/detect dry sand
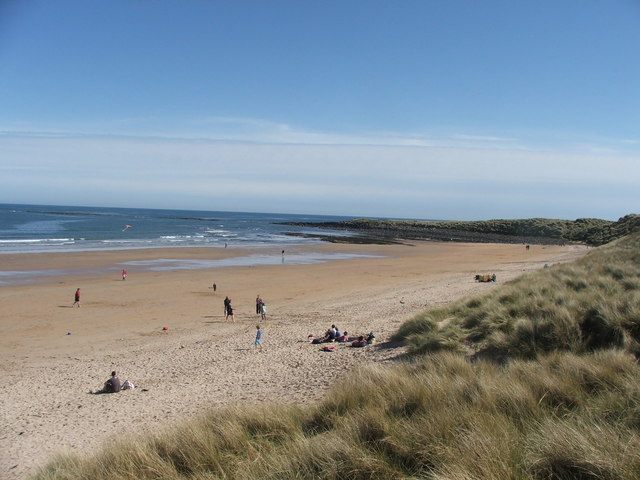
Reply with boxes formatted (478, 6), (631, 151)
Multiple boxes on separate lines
(0, 241), (587, 479)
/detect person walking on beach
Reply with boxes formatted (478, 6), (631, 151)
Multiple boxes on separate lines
(254, 325), (263, 351)
(213, 283), (217, 292)
(256, 295), (262, 314)
(224, 296), (234, 321)
(72, 288), (81, 307)
(122, 269), (127, 280)
(260, 302), (267, 321)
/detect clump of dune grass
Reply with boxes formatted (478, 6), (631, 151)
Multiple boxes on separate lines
(32, 351), (640, 480)
(393, 231), (640, 359)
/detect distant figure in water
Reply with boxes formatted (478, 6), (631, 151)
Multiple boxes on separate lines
(122, 269), (127, 280)
(72, 288), (81, 307)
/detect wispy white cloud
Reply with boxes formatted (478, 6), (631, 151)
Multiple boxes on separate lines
(4, 115), (640, 155)
(1, 122), (638, 220)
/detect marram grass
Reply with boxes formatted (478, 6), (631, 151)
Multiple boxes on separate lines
(393, 231), (640, 359)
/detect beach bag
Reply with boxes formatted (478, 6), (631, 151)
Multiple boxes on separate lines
(122, 380), (135, 390)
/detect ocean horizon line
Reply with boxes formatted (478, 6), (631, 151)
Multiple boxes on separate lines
(0, 203), (368, 256)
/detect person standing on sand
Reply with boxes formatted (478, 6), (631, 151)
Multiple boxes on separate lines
(122, 269), (127, 280)
(227, 301), (235, 322)
(256, 295), (262, 314)
(72, 288), (81, 307)
(254, 325), (263, 351)
(260, 302), (267, 320)
(224, 296), (230, 317)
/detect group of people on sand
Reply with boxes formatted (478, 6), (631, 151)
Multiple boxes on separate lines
(308, 325), (376, 348)
(222, 295), (268, 322)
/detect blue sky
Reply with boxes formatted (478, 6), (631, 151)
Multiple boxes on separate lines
(1, 1), (638, 220)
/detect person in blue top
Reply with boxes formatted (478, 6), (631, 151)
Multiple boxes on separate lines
(254, 325), (263, 351)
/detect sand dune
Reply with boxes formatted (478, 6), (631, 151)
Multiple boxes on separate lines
(0, 241), (587, 479)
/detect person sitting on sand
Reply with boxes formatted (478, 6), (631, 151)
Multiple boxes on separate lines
(336, 331), (350, 342)
(322, 328), (336, 342)
(93, 371), (121, 394)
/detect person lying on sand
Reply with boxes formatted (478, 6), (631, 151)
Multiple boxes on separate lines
(351, 336), (369, 348)
(351, 332), (376, 347)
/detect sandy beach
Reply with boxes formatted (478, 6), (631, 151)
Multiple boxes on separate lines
(0, 241), (587, 479)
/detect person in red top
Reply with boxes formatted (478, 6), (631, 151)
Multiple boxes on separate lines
(72, 288), (81, 307)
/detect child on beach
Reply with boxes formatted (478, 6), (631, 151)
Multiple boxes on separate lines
(255, 325), (263, 350)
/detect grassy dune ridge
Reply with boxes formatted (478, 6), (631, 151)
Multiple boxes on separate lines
(393, 231), (640, 360)
(33, 230), (640, 480)
(283, 213), (640, 246)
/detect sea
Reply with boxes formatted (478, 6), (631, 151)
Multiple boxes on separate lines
(0, 204), (373, 285)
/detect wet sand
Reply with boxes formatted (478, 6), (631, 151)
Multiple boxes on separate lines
(0, 241), (587, 479)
